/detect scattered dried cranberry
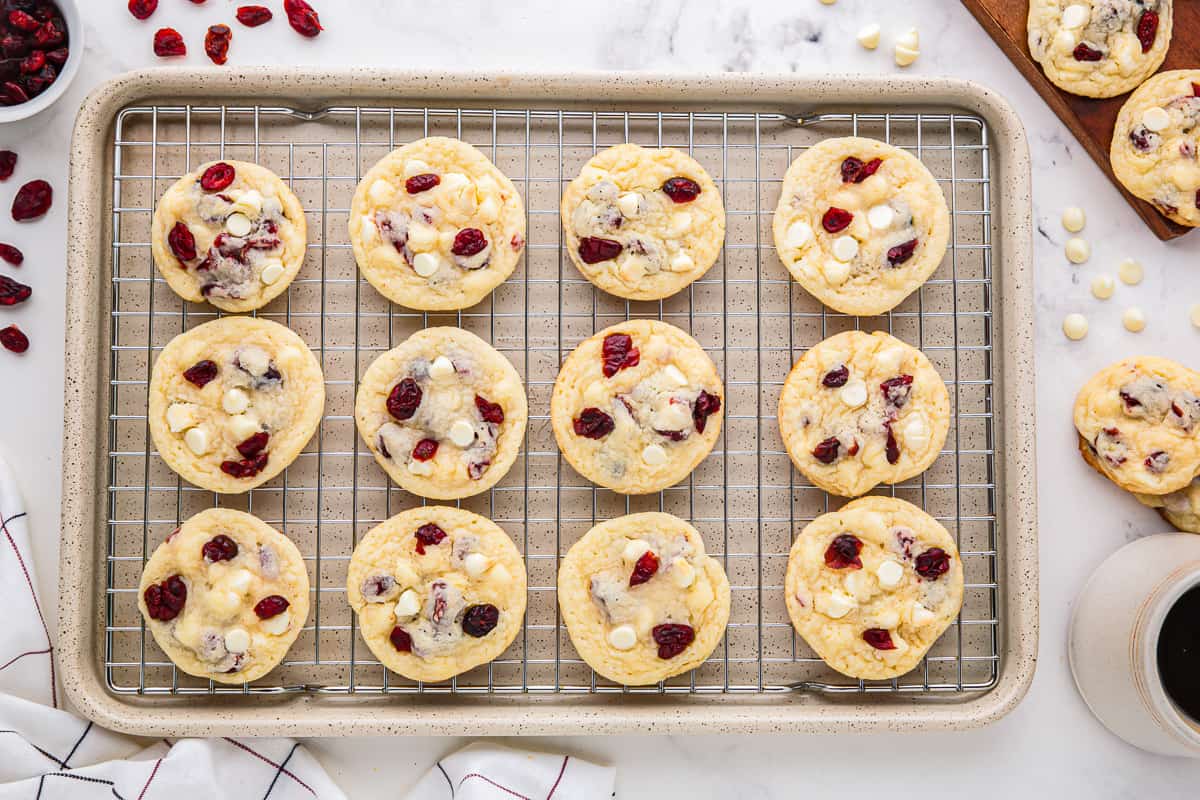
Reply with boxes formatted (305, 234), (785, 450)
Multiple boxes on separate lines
(32, 17), (63, 48)
(11, 179), (50, 221)
(692, 390), (721, 434)
(390, 626), (413, 652)
(475, 394), (504, 424)
(23, 65), (57, 98)
(1136, 11), (1158, 53)
(236, 431), (269, 458)
(862, 628), (896, 650)
(0, 243), (22, 266)
(220, 452), (269, 479)
(1194, 83), (1200, 98)
(153, 27), (186, 57)
(824, 534), (863, 570)
(662, 176), (701, 203)
(0, 151), (16, 181)
(0, 274), (31, 305)
(0, 324), (27, 353)
(168, 222), (196, 263)
(577, 236), (622, 264)
(1073, 43), (1103, 62)
(8, 10), (40, 31)
(44, 47), (67, 68)
(886, 238), (919, 266)
(1145, 450), (1170, 473)
(822, 207), (853, 233)
(881, 374), (914, 407)
(235, 5), (273, 26)
(19, 50), (43, 74)
(144, 574), (187, 621)
(885, 422), (901, 465)
(652, 623), (695, 659)
(182, 359), (218, 387)
(412, 438), (438, 461)
(841, 157), (883, 184)
(0, 81), (27, 106)
(573, 407), (614, 439)
(127, 0), (157, 19)
(1129, 126), (1157, 152)
(914, 548), (951, 580)
(0, 34), (26, 60)
(812, 436), (841, 464)
(253, 595), (289, 619)
(462, 604), (500, 637)
(822, 365), (849, 388)
(386, 377), (422, 420)
(204, 24), (231, 66)
(200, 162), (236, 192)
(601, 332), (640, 378)
(451, 227), (488, 257)
(201, 534), (239, 562)
(629, 550), (660, 587)
(414, 523), (446, 555)
(284, 0), (322, 37)
(405, 173), (439, 194)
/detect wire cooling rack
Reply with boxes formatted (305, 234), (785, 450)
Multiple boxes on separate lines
(104, 101), (1000, 698)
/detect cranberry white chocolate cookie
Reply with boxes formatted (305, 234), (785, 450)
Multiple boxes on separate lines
(138, 508), (310, 684)
(1136, 478), (1200, 533)
(148, 317), (325, 494)
(347, 506), (527, 683)
(785, 496), (964, 681)
(550, 320), (724, 495)
(557, 513), (730, 685)
(1075, 356), (1200, 495)
(1111, 70), (1200, 227)
(151, 160), (308, 312)
(560, 144), (725, 301)
(1028, 0), (1172, 99)
(772, 137), (949, 317)
(356, 327), (527, 500)
(778, 331), (950, 498)
(349, 137), (526, 310)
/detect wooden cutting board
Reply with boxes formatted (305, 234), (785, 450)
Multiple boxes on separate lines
(960, 1), (1199, 241)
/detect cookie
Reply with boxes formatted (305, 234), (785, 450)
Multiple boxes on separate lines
(151, 160), (308, 312)
(148, 317), (325, 494)
(349, 137), (526, 310)
(138, 508), (309, 684)
(346, 506), (526, 683)
(778, 331), (950, 498)
(1074, 356), (1200, 495)
(784, 496), (964, 681)
(355, 327), (528, 500)
(1135, 478), (1200, 533)
(1028, 0), (1172, 99)
(560, 144), (725, 300)
(557, 513), (731, 685)
(550, 320), (724, 495)
(1111, 69), (1200, 227)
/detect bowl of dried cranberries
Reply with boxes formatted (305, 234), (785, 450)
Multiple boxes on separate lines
(0, 0), (80, 123)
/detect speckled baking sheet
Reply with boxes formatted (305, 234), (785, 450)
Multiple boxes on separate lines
(61, 70), (1038, 736)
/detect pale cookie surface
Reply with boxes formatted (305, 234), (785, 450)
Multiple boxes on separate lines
(1028, 0), (1172, 99)
(138, 508), (310, 684)
(346, 506), (526, 683)
(355, 327), (527, 500)
(151, 160), (307, 312)
(148, 317), (325, 494)
(551, 320), (724, 495)
(779, 331), (950, 498)
(349, 137), (526, 310)
(772, 137), (950, 316)
(560, 144), (725, 301)
(785, 496), (964, 681)
(1074, 356), (1200, 495)
(1111, 70), (1200, 227)
(557, 513), (731, 685)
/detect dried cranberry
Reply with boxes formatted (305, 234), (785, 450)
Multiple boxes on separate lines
(404, 173), (439, 194)
(886, 238), (919, 266)
(629, 550), (660, 587)
(862, 628), (896, 650)
(8, 10), (40, 31)
(23, 65), (57, 98)
(812, 436), (841, 464)
(467, 459), (491, 480)
(204, 24), (231, 65)
(601, 332), (640, 378)
(414, 523), (446, 555)
(18, 50), (42, 74)
(1130, 126), (1157, 152)
(475, 394), (504, 424)
(462, 604), (500, 637)
(0, 81), (26, 106)
(152, 27), (185, 56)
(652, 623), (695, 659)
(200, 162), (236, 192)
(885, 422), (901, 465)
(0, 274), (31, 305)
(881, 374), (914, 407)
(1119, 390), (1142, 410)
(253, 595), (289, 619)
(1195, 189), (1200, 211)
(220, 452), (269, 479)
(32, 18), (63, 49)
(236, 431), (269, 458)
(168, 221), (197, 263)
(914, 548), (951, 580)
(822, 365), (849, 388)
(577, 236), (622, 264)
(182, 359), (218, 387)
(284, 0), (322, 37)
(662, 176), (701, 203)
(1136, 11), (1158, 53)
(1073, 43), (1103, 61)
(692, 390), (721, 434)
(1145, 450), (1170, 473)
(0, 243), (22, 266)
(0, 324), (27, 353)
(451, 227), (488, 256)
(10, 179), (48, 221)
(573, 407), (614, 439)
(44, 48), (67, 68)
(390, 626), (413, 652)
(822, 207), (853, 233)
(144, 574), (187, 621)
(127, 0), (157, 19)
(824, 534), (863, 570)
(841, 157), (883, 184)
(235, 5), (273, 26)
(412, 438), (438, 462)
(656, 428), (687, 441)
(386, 377), (422, 420)
(201, 534), (239, 562)
(0, 34), (26, 60)
(0, 151), (16, 181)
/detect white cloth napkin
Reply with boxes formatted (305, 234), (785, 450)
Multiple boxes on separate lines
(403, 742), (615, 800)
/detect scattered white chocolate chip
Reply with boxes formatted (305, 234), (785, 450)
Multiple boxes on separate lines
(224, 628), (251, 654)
(1061, 3), (1089, 28)
(1142, 106), (1171, 133)
(231, 189), (263, 217)
(227, 569), (253, 595)
(463, 552), (490, 578)
(406, 222), (438, 252)
(228, 414), (260, 442)
(903, 414), (931, 452)
(876, 346), (905, 375)
(1191, 304), (1200, 328)
(260, 610), (291, 636)
(857, 23), (881, 50)
(785, 221), (813, 249)
(622, 539), (653, 564)
(166, 402), (197, 433)
(368, 179), (393, 204)
(867, 204), (895, 230)
(876, 560), (904, 590)
(895, 45), (920, 67)
(225, 212), (253, 238)
(832, 235), (859, 262)
(607, 624), (638, 651)
(207, 590), (241, 617)
(663, 365), (689, 388)
(488, 563), (512, 584)
(1091, 274), (1115, 300)
(1123, 306), (1146, 333)
(428, 355), (455, 382)
(839, 379), (868, 409)
(669, 251), (695, 273)
(222, 387), (250, 415)
(816, 591), (856, 619)
(668, 212), (692, 237)
(823, 259), (851, 285)
(440, 172), (470, 192)
(1118, 258), (1143, 285)
(642, 443), (668, 466)
(1061, 206), (1086, 233)
(403, 159), (430, 177)
(412, 252), (442, 278)
(617, 192), (642, 218)
(394, 588), (421, 619)
(844, 570), (871, 601)
(1053, 29), (1077, 50)
(477, 195), (500, 223)
(259, 259), (285, 286)
(896, 27), (919, 50)
(1065, 237), (1090, 264)
(876, 609), (901, 630)
(407, 459), (435, 476)
(447, 419), (476, 448)
(911, 603), (937, 625)
(671, 558), (696, 589)
(184, 426), (209, 456)
(1062, 313), (1088, 341)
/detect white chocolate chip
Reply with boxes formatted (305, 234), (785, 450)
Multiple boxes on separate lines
(903, 414), (931, 452)
(440, 172), (470, 192)
(876, 560), (904, 589)
(672, 558), (696, 589)
(184, 426), (209, 456)
(856, 23), (881, 50)
(259, 259), (285, 286)
(224, 628), (251, 654)
(663, 365), (688, 388)
(368, 179), (394, 204)
(166, 402), (197, 433)
(607, 624), (638, 651)
(231, 189), (264, 217)
(394, 589), (421, 619)
(617, 256), (647, 284)
(403, 159), (430, 177)
(876, 346), (905, 376)
(227, 569), (253, 595)
(406, 222), (439, 252)
(1062, 313), (1089, 341)
(1061, 3), (1089, 29)
(1142, 107), (1171, 133)
(867, 204), (895, 230)
(785, 221), (813, 249)
(477, 195), (500, 223)
(1123, 306), (1146, 333)
(1054, 29), (1077, 50)
(1191, 304), (1200, 328)
(229, 414), (260, 442)
(642, 444), (668, 466)
(407, 459), (435, 476)
(617, 192), (642, 218)
(260, 610), (291, 636)
(816, 591), (856, 619)
(488, 563), (512, 584)
(668, 212), (692, 237)
(844, 570), (871, 601)
(823, 259), (851, 285)
(463, 552), (490, 578)
(1091, 274), (1115, 300)
(876, 609), (901, 630)
(622, 539), (653, 565)
(448, 419), (476, 448)
(1118, 258), (1143, 285)
(206, 590), (241, 617)
(412, 252), (442, 278)
(1065, 237), (1090, 264)
(832, 235), (859, 262)
(669, 250), (695, 273)
(1061, 207), (1086, 233)
(896, 27), (919, 50)
(839, 379), (868, 408)
(222, 387), (250, 415)
(225, 212), (253, 238)
(894, 44), (920, 67)
(428, 355), (455, 382)
(911, 603), (937, 625)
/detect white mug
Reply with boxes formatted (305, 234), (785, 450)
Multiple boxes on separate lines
(1069, 533), (1200, 757)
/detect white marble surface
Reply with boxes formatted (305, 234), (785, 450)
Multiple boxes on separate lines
(2, 0), (1199, 796)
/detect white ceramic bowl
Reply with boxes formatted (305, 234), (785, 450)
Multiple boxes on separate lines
(0, 0), (82, 124)
(1069, 532), (1200, 757)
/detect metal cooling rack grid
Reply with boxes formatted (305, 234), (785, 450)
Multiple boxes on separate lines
(103, 102), (999, 698)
